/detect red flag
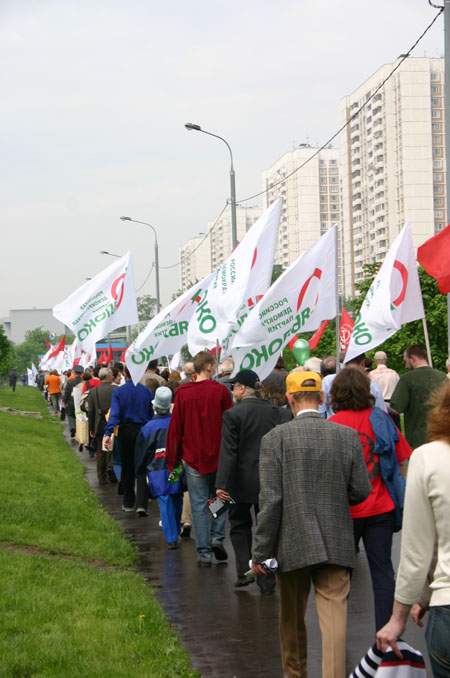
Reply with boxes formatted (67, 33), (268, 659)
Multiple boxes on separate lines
(307, 320), (329, 350)
(97, 350), (106, 363)
(417, 224), (450, 293)
(339, 308), (354, 352)
(106, 344), (114, 365)
(47, 335), (65, 360)
(44, 337), (51, 349)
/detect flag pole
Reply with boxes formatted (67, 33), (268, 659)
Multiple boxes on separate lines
(422, 317), (433, 367)
(335, 225), (341, 373)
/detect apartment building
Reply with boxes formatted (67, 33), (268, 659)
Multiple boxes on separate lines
(340, 57), (445, 297)
(179, 233), (211, 291)
(262, 145), (341, 271)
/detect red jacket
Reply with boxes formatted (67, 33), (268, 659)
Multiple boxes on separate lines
(166, 379), (233, 474)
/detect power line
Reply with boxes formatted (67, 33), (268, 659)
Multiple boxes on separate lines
(237, 6), (444, 204)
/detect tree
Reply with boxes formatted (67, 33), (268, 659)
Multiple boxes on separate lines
(13, 328), (51, 373)
(137, 295), (157, 323)
(0, 325), (14, 376)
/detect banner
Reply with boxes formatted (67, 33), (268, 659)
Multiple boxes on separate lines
(126, 272), (215, 384)
(345, 223), (424, 362)
(27, 368), (35, 387)
(187, 198), (282, 356)
(53, 251), (138, 353)
(230, 226), (338, 381)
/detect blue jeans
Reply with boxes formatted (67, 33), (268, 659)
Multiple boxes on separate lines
(426, 605), (450, 677)
(353, 510), (395, 631)
(184, 463), (226, 562)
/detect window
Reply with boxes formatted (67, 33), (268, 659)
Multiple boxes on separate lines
(331, 213), (338, 220)
(435, 223), (444, 232)
(320, 186), (327, 193)
(434, 160), (443, 168)
(435, 210), (444, 218)
(433, 147), (442, 156)
(321, 213), (327, 220)
(320, 177), (326, 184)
(434, 173), (442, 181)
(330, 186), (338, 193)
(432, 123), (441, 131)
(329, 168), (338, 175)
(321, 222), (327, 229)
(432, 110), (441, 118)
(434, 185), (443, 193)
(433, 135), (441, 144)
(432, 98), (440, 106)
(319, 168), (326, 175)
(329, 177), (338, 183)
(434, 198), (443, 206)
(320, 196), (327, 203)
(330, 159), (337, 165)
(431, 85), (440, 94)
(431, 73), (440, 81)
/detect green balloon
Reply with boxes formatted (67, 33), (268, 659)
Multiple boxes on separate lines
(292, 338), (310, 366)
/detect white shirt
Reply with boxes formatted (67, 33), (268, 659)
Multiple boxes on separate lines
(395, 440), (450, 607)
(369, 365), (400, 400)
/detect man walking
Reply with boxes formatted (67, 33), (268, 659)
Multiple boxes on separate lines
(63, 365), (84, 437)
(88, 367), (116, 485)
(215, 368), (291, 592)
(252, 371), (371, 678)
(166, 350), (232, 567)
(103, 367), (154, 513)
(390, 344), (446, 449)
(9, 368), (17, 392)
(45, 370), (62, 415)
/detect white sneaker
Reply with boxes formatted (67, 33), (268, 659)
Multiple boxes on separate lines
(136, 507), (148, 517)
(122, 505), (135, 513)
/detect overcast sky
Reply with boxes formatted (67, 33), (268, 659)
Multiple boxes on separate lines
(0, 0), (444, 320)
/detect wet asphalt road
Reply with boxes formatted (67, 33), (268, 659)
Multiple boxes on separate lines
(68, 434), (429, 678)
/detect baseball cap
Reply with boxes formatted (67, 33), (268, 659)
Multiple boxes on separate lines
(73, 365), (84, 374)
(229, 369), (260, 388)
(286, 371), (322, 393)
(153, 386), (172, 411)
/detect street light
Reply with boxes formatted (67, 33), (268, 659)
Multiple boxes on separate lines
(184, 122), (237, 248)
(120, 216), (160, 312)
(100, 250), (121, 258)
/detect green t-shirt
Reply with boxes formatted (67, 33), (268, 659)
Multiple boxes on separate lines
(390, 366), (446, 449)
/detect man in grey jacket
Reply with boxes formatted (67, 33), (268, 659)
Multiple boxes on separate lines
(252, 371), (371, 678)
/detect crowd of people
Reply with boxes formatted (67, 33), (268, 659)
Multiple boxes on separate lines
(15, 344), (450, 678)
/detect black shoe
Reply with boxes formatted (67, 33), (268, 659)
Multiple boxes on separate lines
(168, 542), (179, 550)
(180, 523), (191, 538)
(117, 481), (124, 496)
(78, 444), (83, 452)
(234, 575), (255, 587)
(212, 543), (228, 561)
(70, 429), (76, 438)
(107, 468), (118, 483)
(197, 560), (212, 568)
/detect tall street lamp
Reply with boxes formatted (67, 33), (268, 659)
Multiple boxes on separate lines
(100, 250), (121, 258)
(184, 122), (237, 248)
(120, 216), (161, 313)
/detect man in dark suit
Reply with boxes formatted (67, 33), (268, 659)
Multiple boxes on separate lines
(215, 369), (291, 592)
(252, 371), (371, 678)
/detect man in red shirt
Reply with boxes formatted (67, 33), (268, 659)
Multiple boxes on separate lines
(166, 350), (233, 566)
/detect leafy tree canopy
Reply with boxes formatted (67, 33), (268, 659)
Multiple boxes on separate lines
(137, 295), (157, 323)
(0, 325), (14, 376)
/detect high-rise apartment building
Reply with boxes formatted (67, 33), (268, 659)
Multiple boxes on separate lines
(340, 57), (445, 297)
(179, 233), (211, 291)
(262, 146), (341, 272)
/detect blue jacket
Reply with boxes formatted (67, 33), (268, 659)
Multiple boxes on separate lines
(369, 408), (405, 532)
(134, 414), (184, 497)
(104, 380), (154, 436)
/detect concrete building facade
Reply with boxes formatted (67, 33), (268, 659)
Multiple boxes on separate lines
(1, 309), (69, 344)
(262, 146), (341, 272)
(179, 233), (212, 291)
(340, 57), (445, 297)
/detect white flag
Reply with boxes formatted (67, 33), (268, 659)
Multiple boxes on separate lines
(27, 368), (35, 386)
(187, 198), (282, 356)
(31, 363), (38, 383)
(53, 251), (138, 353)
(230, 226), (338, 381)
(345, 222), (425, 362)
(126, 272), (215, 385)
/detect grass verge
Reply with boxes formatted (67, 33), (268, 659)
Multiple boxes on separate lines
(0, 387), (198, 677)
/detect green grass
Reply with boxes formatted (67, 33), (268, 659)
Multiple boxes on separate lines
(0, 387), (199, 677)
(0, 550), (197, 678)
(0, 386), (51, 418)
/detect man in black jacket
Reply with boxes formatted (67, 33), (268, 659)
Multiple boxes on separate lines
(63, 365), (83, 437)
(215, 368), (291, 592)
(88, 367), (116, 485)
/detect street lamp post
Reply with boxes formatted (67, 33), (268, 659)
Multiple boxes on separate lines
(120, 217), (161, 313)
(184, 122), (237, 249)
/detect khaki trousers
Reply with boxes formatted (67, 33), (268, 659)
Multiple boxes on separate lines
(276, 564), (350, 678)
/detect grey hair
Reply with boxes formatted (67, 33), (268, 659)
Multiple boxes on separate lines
(374, 351), (388, 364)
(99, 367), (112, 380)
